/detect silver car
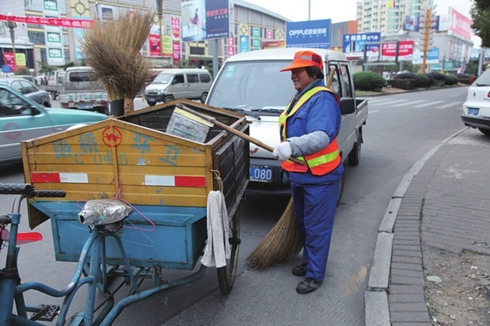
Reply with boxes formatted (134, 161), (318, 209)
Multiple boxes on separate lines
(0, 77), (52, 107)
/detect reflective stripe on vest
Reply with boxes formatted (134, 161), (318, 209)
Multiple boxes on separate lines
(279, 86), (341, 175)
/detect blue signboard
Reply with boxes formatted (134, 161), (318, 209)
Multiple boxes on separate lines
(286, 19), (331, 49)
(412, 48), (440, 64)
(240, 35), (249, 52)
(427, 48), (439, 61)
(343, 32), (381, 54)
(182, 0), (229, 42)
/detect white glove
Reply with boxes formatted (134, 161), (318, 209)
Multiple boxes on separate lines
(273, 141), (292, 161)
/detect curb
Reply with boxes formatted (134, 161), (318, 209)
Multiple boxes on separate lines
(364, 128), (467, 326)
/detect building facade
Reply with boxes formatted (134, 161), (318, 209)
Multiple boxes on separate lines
(0, 0), (290, 74)
(356, 0), (474, 72)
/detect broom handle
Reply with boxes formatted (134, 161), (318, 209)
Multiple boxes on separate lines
(327, 66), (336, 89)
(176, 103), (305, 165)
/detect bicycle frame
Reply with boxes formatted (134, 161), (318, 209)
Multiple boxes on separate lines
(0, 186), (209, 326)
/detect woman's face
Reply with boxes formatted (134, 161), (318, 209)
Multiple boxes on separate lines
(290, 68), (314, 91)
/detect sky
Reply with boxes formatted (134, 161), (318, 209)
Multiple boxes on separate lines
(243, 0), (480, 46)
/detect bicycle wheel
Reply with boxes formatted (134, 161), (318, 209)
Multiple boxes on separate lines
(217, 210), (240, 294)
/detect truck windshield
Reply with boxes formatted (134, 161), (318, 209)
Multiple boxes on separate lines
(207, 60), (293, 113)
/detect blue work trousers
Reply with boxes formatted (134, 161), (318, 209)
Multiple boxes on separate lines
(291, 180), (339, 282)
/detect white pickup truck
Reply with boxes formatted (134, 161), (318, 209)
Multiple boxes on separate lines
(58, 66), (110, 114)
(206, 48), (368, 197)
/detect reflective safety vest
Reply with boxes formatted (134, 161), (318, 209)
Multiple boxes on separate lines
(279, 86), (341, 175)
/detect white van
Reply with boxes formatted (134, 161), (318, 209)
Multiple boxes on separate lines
(144, 68), (212, 105)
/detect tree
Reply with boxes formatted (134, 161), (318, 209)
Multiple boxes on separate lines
(471, 0), (490, 48)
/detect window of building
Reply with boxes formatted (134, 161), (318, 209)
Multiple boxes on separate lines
(28, 31), (45, 45)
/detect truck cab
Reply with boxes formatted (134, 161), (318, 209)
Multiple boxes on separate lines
(206, 48), (368, 195)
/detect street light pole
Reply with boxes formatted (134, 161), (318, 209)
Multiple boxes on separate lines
(156, 0), (163, 57)
(6, 19), (17, 72)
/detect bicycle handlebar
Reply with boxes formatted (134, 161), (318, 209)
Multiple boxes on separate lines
(34, 190), (67, 198)
(0, 183), (33, 196)
(0, 183), (66, 198)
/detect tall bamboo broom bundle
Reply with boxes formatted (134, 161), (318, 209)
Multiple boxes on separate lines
(247, 68), (337, 270)
(79, 11), (154, 114)
(247, 198), (303, 269)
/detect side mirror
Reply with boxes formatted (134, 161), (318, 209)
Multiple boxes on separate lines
(29, 105), (42, 115)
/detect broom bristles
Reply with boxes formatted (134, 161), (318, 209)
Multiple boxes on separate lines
(79, 11), (154, 105)
(247, 198), (303, 269)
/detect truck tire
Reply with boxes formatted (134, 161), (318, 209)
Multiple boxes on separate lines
(146, 101), (156, 106)
(348, 128), (362, 166)
(164, 95), (174, 103)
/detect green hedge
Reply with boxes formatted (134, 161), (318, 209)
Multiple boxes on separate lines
(353, 71), (386, 91)
(444, 74), (459, 85)
(387, 79), (417, 89)
(416, 73), (430, 87)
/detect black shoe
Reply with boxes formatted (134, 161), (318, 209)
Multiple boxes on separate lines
(292, 263), (306, 276)
(296, 278), (321, 294)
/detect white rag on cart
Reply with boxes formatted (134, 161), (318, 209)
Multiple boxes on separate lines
(201, 191), (231, 268)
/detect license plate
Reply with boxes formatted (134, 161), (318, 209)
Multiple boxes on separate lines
(468, 108), (479, 115)
(250, 166), (272, 183)
(78, 103), (94, 110)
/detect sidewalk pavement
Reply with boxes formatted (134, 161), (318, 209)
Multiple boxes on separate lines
(365, 127), (490, 326)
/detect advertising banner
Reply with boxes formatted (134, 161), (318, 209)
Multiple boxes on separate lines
(3, 52), (15, 72)
(381, 40), (414, 61)
(253, 27), (261, 50)
(403, 15), (419, 32)
(0, 13), (93, 28)
(412, 48), (440, 64)
(227, 37), (235, 56)
(161, 35), (172, 56)
(286, 19), (331, 49)
(149, 34), (161, 57)
(181, 0), (229, 42)
(240, 35), (249, 52)
(261, 40), (286, 49)
(171, 17), (181, 63)
(448, 8), (472, 40)
(343, 32), (380, 60)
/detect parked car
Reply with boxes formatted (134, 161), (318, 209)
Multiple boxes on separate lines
(0, 84), (107, 163)
(15, 74), (37, 84)
(461, 69), (490, 136)
(0, 77), (52, 107)
(144, 68), (212, 105)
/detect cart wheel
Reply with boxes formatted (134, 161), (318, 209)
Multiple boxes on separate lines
(217, 210), (240, 294)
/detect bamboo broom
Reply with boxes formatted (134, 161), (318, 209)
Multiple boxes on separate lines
(246, 67), (338, 269)
(79, 11), (154, 114)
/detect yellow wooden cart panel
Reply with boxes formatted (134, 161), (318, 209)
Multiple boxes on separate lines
(22, 100), (250, 228)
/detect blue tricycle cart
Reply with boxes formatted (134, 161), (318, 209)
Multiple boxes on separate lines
(3, 100), (249, 325)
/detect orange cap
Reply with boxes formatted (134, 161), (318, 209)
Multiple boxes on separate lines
(280, 50), (323, 72)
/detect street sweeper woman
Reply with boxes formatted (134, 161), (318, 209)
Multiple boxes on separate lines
(272, 50), (343, 294)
